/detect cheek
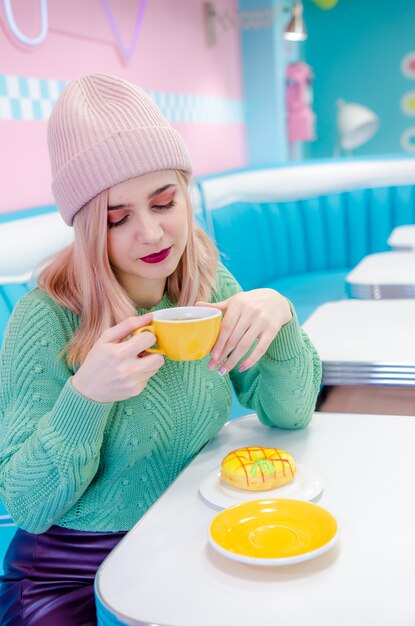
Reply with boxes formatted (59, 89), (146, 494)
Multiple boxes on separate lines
(172, 208), (189, 243)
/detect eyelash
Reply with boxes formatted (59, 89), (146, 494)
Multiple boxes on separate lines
(155, 200), (176, 212)
(107, 200), (176, 229)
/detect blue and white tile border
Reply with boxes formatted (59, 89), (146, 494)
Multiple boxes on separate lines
(0, 75), (64, 120)
(0, 74), (245, 124)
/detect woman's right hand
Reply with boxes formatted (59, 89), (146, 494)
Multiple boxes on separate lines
(71, 314), (164, 403)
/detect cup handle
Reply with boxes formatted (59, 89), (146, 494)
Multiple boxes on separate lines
(133, 325), (165, 355)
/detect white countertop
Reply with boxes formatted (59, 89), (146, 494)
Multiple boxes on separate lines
(302, 299), (415, 364)
(345, 251), (415, 286)
(388, 225), (415, 250)
(96, 412), (415, 626)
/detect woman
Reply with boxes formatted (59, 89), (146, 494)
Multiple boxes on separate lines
(0, 74), (321, 625)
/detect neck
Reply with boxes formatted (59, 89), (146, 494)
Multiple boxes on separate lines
(117, 274), (167, 310)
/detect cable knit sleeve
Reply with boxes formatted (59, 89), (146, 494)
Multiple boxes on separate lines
(211, 264), (322, 430)
(0, 290), (113, 533)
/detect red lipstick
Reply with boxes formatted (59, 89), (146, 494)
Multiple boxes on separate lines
(139, 246), (172, 264)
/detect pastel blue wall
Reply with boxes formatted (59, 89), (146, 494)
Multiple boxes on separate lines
(239, 0), (301, 165)
(304, 0), (415, 159)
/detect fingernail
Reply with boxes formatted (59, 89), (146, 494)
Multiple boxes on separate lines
(218, 366), (227, 376)
(238, 364), (246, 373)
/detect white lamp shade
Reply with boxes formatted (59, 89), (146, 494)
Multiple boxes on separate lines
(284, 2), (307, 41)
(337, 100), (379, 150)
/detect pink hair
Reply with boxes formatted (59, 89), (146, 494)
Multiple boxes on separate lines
(38, 171), (218, 366)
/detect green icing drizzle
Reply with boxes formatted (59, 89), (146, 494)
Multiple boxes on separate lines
(250, 459), (274, 476)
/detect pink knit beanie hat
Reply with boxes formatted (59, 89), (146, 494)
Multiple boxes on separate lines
(47, 73), (193, 226)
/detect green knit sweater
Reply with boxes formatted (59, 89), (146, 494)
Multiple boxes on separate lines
(0, 265), (321, 534)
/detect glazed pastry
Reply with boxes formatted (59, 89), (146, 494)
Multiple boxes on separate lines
(220, 446), (296, 491)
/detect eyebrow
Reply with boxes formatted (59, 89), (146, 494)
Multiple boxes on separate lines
(108, 184), (177, 211)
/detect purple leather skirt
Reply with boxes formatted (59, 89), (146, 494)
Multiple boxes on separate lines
(0, 525), (126, 626)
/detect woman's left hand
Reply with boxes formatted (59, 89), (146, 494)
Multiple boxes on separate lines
(195, 288), (292, 375)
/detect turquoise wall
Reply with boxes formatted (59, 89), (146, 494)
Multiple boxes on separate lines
(304, 0), (415, 158)
(240, 0), (301, 165)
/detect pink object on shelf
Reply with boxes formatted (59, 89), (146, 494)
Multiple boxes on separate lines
(286, 63), (316, 143)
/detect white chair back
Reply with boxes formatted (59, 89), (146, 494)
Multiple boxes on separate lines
(0, 212), (73, 284)
(198, 158), (415, 211)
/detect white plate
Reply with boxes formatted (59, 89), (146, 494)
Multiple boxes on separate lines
(199, 463), (324, 510)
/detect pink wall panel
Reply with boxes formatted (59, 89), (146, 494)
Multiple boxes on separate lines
(1, 122), (49, 211)
(0, 0), (247, 213)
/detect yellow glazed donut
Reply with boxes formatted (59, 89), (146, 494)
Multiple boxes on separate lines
(220, 446), (296, 491)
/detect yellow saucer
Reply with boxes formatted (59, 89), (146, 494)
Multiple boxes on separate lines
(209, 499), (338, 566)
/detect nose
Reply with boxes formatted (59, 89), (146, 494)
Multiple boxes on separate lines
(135, 213), (163, 245)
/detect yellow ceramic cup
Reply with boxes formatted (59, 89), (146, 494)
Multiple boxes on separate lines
(133, 306), (222, 361)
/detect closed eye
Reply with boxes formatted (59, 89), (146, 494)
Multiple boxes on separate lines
(152, 200), (176, 212)
(107, 199), (176, 228)
(108, 215), (129, 229)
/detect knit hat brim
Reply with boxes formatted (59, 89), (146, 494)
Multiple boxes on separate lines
(52, 125), (192, 226)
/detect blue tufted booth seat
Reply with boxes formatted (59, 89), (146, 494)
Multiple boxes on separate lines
(0, 205), (74, 343)
(195, 157), (415, 323)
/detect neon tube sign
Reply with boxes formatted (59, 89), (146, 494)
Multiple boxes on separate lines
(4, 0), (48, 46)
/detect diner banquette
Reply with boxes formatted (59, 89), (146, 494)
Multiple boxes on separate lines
(195, 157), (415, 323)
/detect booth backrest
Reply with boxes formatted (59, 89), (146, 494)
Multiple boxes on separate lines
(0, 207), (73, 342)
(196, 158), (415, 290)
(210, 186), (415, 290)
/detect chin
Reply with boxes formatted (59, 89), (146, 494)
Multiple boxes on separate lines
(139, 257), (181, 278)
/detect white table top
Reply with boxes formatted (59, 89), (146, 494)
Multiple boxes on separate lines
(388, 225), (415, 250)
(96, 412), (415, 626)
(346, 251), (415, 286)
(302, 299), (415, 364)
